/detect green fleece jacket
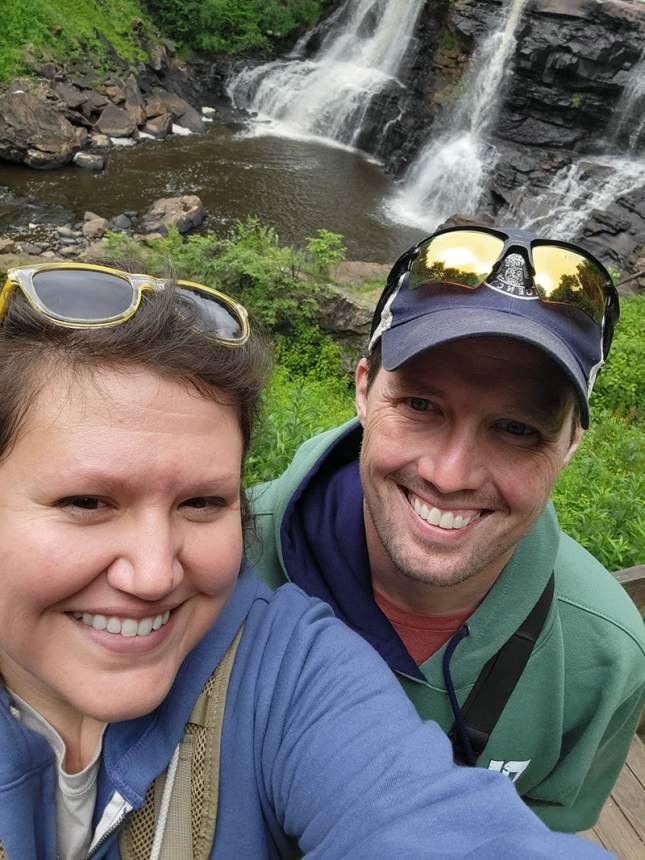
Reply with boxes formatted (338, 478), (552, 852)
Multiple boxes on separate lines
(249, 419), (645, 833)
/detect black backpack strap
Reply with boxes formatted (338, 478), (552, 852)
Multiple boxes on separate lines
(448, 571), (555, 766)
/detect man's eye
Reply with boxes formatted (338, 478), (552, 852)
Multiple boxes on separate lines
(501, 421), (536, 437)
(407, 397), (431, 412)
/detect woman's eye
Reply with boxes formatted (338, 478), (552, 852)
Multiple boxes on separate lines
(58, 496), (104, 510)
(500, 420), (536, 437)
(181, 497), (225, 509)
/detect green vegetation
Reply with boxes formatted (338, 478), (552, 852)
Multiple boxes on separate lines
(100, 227), (644, 570)
(437, 29), (459, 54)
(553, 294), (644, 570)
(147, 0), (334, 53)
(101, 217), (354, 480)
(0, 0), (155, 80)
(0, 0), (334, 81)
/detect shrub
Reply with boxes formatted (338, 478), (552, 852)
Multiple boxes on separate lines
(553, 409), (644, 571)
(246, 361), (354, 485)
(304, 230), (347, 274)
(147, 0), (333, 54)
(590, 293), (644, 421)
(102, 220), (316, 333)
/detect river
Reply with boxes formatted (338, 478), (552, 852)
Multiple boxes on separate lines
(0, 111), (426, 263)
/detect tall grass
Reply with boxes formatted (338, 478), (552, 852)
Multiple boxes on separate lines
(0, 0), (154, 80)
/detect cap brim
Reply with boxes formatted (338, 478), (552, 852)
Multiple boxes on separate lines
(381, 308), (590, 427)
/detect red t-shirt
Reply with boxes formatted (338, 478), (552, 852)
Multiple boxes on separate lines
(374, 590), (473, 666)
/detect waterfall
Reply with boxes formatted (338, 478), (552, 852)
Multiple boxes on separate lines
(227, 0), (424, 149)
(504, 53), (645, 240)
(387, 0), (529, 231)
(611, 52), (645, 153)
(504, 156), (645, 240)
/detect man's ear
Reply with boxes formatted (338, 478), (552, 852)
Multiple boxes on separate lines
(563, 423), (583, 467)
(355, 358), (369, 426)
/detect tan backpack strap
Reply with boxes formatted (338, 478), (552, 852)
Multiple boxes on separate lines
(120, 624), (244, 860)
(0, 839), (7, 859)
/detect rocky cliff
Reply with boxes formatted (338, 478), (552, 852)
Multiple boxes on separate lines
(367, 0), (645, 275)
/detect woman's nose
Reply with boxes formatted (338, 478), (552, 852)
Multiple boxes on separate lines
(105, 515), (184, 601)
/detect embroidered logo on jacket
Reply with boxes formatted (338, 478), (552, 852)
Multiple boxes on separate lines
(487, 759), (531, 783)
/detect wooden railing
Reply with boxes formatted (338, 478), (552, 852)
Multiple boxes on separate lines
(615, 565), (645, 619)
(582, 565), (645, 858)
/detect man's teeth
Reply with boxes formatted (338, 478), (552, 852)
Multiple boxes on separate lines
(72, 610), (171, 637)
(408, 493), (481, 530)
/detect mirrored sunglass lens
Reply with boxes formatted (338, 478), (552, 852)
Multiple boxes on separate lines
(532, 246), (606, 323)
(175, 287), (243, 340)
(32, 269), (134, 320)
(409, 231), (505, 289)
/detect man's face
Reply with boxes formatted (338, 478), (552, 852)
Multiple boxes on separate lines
(355, 336), (581, 597)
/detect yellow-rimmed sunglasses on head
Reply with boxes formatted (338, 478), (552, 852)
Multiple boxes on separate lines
(1, 262), (250, 346)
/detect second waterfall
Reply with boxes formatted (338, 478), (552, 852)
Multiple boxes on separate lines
(227, 0), (424, 149)
(388, 0), (529, 231)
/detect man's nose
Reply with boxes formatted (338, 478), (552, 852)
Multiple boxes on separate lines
(106, 513), (184, 601)
(417, 425), (486, 494)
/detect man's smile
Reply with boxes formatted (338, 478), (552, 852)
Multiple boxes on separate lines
(406, 490), (483, 530)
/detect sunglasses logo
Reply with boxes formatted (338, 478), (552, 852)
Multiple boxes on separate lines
(486, 252), (538, 299)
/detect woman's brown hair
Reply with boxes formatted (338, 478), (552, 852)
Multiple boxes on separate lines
(0, 275), (271, 533)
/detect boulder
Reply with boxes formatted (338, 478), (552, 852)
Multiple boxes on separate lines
(86, 90), (110, 110)
(314, 279), (375, 363)
(145, 88), (204, 131)
(63, 108), (93, 128)
(82, 217), (109, 240)
(140, 195), (206, 235)
(54, 82), (85, 110)
(144, 92), (171, 119)
(19, 241), (46, 255)
(0, 238), (16, 254)
(95, 103), (136, 138)
(173, 104), (204, 133)
(73, 151), (105, 171)
(123, 74), (146, 128)
(142, 113), (172, 138)
(88, 132), (111, 148)
(56, 225), (80, 239)
(147, 43), (169, 73)
(110, 213), (134, 232)
(0, 90), (86, 168)
(103, 83), (125, 104)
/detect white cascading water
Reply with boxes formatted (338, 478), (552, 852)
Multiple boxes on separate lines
(387, 0), (529, 230)
(505, 156), (645, 239)
(227, 0), (424, 149)
(505, 52), (645, 240)
(611, 52), (645, 152)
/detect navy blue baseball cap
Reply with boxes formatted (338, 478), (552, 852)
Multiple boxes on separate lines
(369, 227), (620, 428)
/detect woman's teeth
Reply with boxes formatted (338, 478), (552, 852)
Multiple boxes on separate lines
(408, 492), (481, 530)
(72, 610), (171, 637)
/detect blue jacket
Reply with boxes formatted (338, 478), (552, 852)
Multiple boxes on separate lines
(0, 569), (613, 858)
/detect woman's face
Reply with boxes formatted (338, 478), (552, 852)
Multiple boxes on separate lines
(0, 366), (244, 724)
